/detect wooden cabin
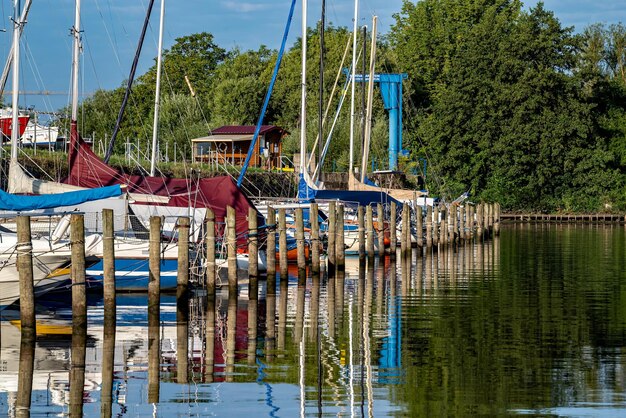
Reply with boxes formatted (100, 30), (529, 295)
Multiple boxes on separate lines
(191, 125), (287, 169)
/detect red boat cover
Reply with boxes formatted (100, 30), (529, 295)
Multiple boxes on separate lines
(65, 123), (263, 243)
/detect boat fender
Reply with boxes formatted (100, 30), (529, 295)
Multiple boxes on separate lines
(51, 213), (72, 243)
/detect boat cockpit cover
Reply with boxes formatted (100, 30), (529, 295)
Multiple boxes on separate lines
(0, 184), (122, 211)
(66, 129), (264, 241)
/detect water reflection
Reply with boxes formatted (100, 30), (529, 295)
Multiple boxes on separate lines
(2, 225), (626, 416)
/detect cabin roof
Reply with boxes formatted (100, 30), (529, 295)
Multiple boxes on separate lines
(209, 125), (287, 135)
(192, 134), (253, 143)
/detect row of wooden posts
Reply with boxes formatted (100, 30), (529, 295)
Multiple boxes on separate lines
(16, 201), (503, 328)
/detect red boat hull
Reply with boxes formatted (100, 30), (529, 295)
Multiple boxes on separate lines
(0, 116), (29, 140)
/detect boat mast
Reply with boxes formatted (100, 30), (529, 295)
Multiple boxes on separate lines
(360, 16), (377, 183)
(10, 0), (23, 162)
(69, 0), (81, 150)
(348, 0), (359, 177)
(150, 0), (165, 177)
(0, 0), (31, 98)
(318, 0), (325, 172)
(299, 0), (308, 177)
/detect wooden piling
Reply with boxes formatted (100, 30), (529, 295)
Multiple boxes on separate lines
(464, 204), (471, 241)
(476, 204), (484, 240)
(177, 216), (190, 293)
(266, 207), (276, 283)
(494, 203), (501, 236)
(433, 206), (440, 246)
(401, 203), (409, 256)
(336, 204), (345, 270)
(483, 202), (490, 238)
(390, 202), (397, 257)
(227, 206), (237, 295)
(71, 214), (87, 327)
(426, 206), (433, 248)
(278, 208), (288, 279)
(447, 206), (453, 243)
(416, 205), (423, 247)
(248, 207), (259, 279)
(358, 206), (365, 259)
(295, 208), (306, 272)
(366, 205), (375, 257)
(311, 203), (320, 273)
(148, 216), (161, 320)
(377, 203), (385, 256)
(16, 216), (35, 331)
(328, 201), (336, 272)
(102, 209), (116, 320)
(205, 209), (216, 295)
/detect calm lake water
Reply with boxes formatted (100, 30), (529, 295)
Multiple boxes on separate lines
(2, 223), (626, 417)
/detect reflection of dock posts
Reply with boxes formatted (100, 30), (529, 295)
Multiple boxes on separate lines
(494, 203), (501, 236)
(377, 203), (385, 256)
(148, 216), (161, 403)
(327, 273), (336, 339)
(16, 327), (35, 416)
(336, 204), (345, 271)
(16, 216), (35, 330)
(227, 206), (238, 296)
(294, 278), (306, 343)
(335, 270), (345, 334)
(101, 209), (116, 417)
(266, 207), (277, 284)
(416, 205), (423, 248)
(206, 209), (216, 294)
(69, 214), (87, 417)
(390, 202), (397, 258)
(309, 273), (321, 343)
(401, 203), (409, 256)
(277, 278), (288, 355)
(225, 289), (237, 380)
(205, 290), (216, 381)
(311, 203), (320, 274)
(295, 208), (306, 273)
(248, 208), (259, 365)
(247, 285), (259, 365)
(433, 206), (440, 246)
(358, 206), (366, 259)
(278, 208), (288, 279)
(426, 206), (433, 248)
(327, 201), (336, 275)
(366, 205), (375, 258)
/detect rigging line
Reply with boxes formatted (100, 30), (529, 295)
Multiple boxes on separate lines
(104, 0), (155, 163)
(22, 39), (54, 113)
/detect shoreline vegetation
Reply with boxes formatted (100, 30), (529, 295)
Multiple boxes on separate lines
(10, 1), (626, 213)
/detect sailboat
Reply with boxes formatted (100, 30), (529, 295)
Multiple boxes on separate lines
(0, 1), (129, 308)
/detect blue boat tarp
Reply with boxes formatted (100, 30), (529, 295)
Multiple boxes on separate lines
(314, 189), (400, 207)
(0, 184), (123, 211)
(297, 174), (317, 201)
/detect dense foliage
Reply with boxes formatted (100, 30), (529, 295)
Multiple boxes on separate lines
(66, 2), (626, 212)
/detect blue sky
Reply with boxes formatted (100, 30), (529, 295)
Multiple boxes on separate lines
(1, 0), (624, 114)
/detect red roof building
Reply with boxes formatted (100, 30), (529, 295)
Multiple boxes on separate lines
(192, 125), (287, 169)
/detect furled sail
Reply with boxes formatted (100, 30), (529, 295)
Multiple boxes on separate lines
(0, 183), (122, 211)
